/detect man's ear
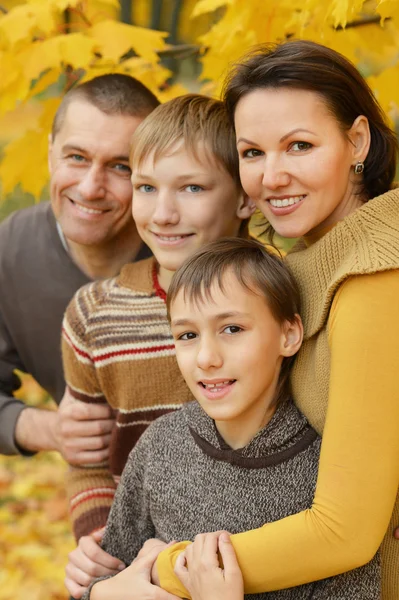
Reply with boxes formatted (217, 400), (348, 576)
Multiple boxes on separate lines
(281, 315), (303, 358)
(348, 115), (370, 164)
(237, 193), (256, 220)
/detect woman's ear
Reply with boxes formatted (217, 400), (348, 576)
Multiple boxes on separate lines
(281, 315), (303, 358)
(348, 115), (370, 164)
(237, 193), (256, 219)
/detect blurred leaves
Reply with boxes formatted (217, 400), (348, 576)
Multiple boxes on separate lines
(0, 373), (72, 600)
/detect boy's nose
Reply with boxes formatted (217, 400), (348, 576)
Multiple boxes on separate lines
(196, 339), (223, 370)
(152, 192), (180, 226)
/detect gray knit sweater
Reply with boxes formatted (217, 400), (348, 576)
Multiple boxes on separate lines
(85, 400), (380, 599)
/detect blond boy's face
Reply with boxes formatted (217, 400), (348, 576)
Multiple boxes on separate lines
(131, 142), (252, 288)
(170, 271), (294, 449)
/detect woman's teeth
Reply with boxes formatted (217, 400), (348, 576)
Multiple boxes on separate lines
(157, 235), (185, 241)
(269, 195), (305, 208)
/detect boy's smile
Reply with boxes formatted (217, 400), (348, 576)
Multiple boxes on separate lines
(171, 269), (296, 449)
(131, 141), (252, 291)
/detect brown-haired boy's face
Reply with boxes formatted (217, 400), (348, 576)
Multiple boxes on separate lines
(131, 141), (253, 290)
(170, 270), (297, 449)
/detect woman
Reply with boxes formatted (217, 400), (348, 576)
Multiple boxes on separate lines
(157, 40), (399, 599)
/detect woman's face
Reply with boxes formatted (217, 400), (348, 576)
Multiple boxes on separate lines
(235, 88), (365, 239)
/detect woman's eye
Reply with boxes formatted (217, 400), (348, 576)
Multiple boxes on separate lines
(290, 141), (312, 152)
(185, 185), (204, 193)
(242, 148), (263, 158)
(138, 184), (156, 193)
(223, 325), (242, 334)
(178, 332), (197, 341)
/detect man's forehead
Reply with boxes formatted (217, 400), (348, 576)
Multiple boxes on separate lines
(56, 99), (144, 142)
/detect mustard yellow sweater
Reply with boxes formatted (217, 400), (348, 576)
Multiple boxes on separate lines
(157, 188), (399, 598)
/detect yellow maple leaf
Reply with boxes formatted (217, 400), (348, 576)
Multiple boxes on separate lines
(191, 0), (231, 19)
(0, 98), (60, 198)
(58, 32), (98, 69)
(0, 2), (56, 50)
(89, 19), (168, 64)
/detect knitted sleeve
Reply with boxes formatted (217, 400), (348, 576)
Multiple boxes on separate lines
(82, 432), (156, 600)
(62, 284), (116, 541)
(157, 270), (399, 596)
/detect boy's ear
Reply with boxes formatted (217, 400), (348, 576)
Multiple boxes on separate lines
(281, 315), (303, 358)
(236, 193), (256, 220)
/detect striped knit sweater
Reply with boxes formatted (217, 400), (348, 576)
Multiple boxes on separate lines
(83, 400), (380, 600)
(62, 257), (192, 540)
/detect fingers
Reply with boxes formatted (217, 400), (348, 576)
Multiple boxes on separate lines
(65, 575), (86, 599)
(217, 533), (241, 577)
(69, 535), (125, 576)
(174, 552), (190, 590)
(394, 527), (399, 539)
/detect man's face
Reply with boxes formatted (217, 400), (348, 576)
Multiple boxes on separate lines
(49, 99), (144, 247)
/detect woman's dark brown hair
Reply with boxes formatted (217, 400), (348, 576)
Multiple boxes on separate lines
(167, 237), (301, 406)
(223, 40), (398, 200)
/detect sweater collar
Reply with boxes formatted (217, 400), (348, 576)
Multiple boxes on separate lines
(183, 400), (317, 469)
(286, 188), (399, 339)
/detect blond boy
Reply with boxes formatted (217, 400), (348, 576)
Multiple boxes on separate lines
(62, 94), (254, 599)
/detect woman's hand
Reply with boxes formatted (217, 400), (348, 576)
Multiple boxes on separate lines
(174, 532), (244, 600)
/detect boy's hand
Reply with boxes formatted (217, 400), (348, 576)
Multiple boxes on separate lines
(174, 532), (244, 600)
(65, 528), (125, 599)
(91, 539), (180, 600)
(56, 388), (115, 465)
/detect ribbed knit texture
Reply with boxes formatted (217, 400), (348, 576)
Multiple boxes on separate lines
(286, 188), (399, 599)
(62, 257), (192, 540)
(83, 401), (380, 600)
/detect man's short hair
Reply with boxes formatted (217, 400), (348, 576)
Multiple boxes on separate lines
(129, 93), (241, 190)
(167, 237), (301, 405)
(52, 74), (160, 140)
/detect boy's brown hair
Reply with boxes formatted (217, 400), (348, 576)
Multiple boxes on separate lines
(167, 237), (301, 405)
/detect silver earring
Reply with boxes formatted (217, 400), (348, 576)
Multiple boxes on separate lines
(354, 161), (364, 174)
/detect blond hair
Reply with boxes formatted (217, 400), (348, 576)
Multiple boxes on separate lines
(130, 94), (241, 190)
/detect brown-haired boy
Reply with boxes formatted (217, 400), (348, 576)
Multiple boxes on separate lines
(62, 94), (254, 598)
(83, 238), (380, 600)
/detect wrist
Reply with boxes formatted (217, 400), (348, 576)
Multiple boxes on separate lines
(15, 407), (59, 453)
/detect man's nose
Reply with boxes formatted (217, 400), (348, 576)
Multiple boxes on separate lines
(77, 165), (106, 201)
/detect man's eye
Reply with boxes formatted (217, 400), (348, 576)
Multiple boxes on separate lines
(114, 163), (131, 173)
(69, 154), (85, 162)
(178, 332), (197, 341)
(223, 325), (242, 334)
(242, 148), (263, 158)
(138, 184), (156, 193)
(185, 185), (204, 193)
(290, 142), (312, 152)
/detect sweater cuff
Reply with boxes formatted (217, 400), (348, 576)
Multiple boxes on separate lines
(0, 401), (36, 456)
(73, 506), (111, 541)
(157, 542), (191, 598)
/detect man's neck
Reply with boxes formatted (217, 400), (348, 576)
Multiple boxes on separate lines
(66, 230), (143, 280)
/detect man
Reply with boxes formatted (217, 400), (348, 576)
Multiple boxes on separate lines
(0, 73), (158, 458)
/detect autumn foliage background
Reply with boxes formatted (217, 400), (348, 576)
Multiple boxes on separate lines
(1, 0), (399, 598)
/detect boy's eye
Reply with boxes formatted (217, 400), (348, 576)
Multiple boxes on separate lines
(242, 148), (263, 158)
(138, 184), (156, 193)
(178, 332), (197, 341)
(223, 325), (242, 334)
(184, 184), (204, 193)
(290, 141), (312, 152)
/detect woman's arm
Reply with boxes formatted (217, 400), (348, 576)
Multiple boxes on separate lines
(157, 270), (399, 596)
